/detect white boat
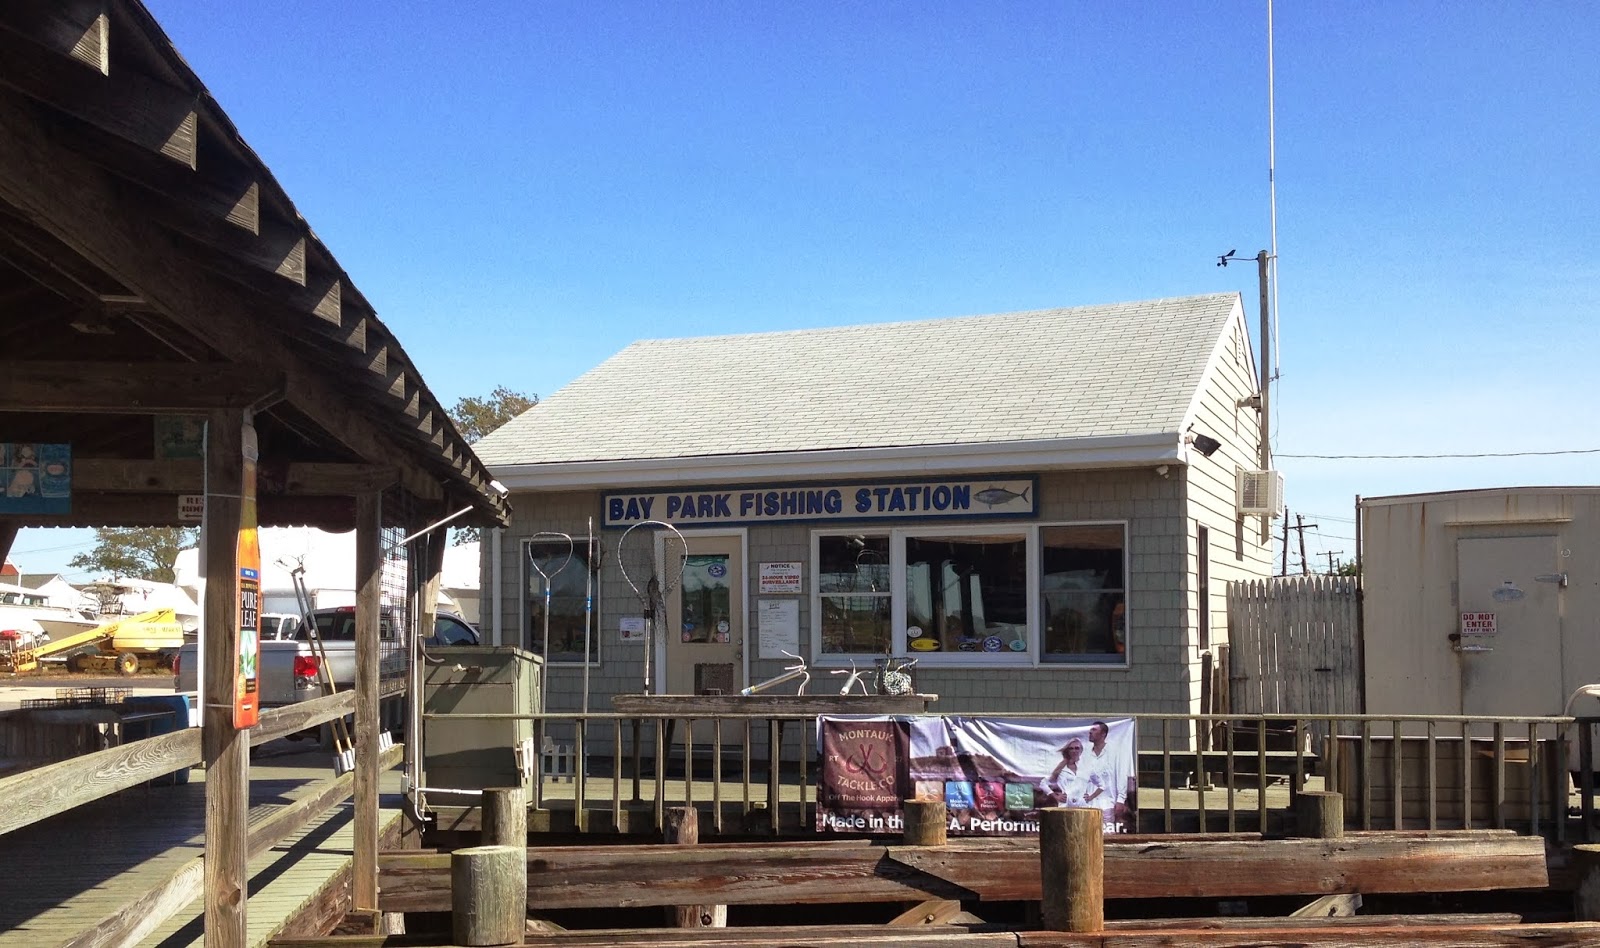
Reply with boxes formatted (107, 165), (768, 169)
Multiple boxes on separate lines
(0, 581), (100, 642)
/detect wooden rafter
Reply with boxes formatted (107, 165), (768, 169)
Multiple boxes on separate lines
(0, 361), (282, 412)
(0, 23), (198, 167)
(0, 88), (468, 511)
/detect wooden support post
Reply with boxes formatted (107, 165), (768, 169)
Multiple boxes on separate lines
(902, 799), (948, 846)
(451, 845), (526, 946)
(663, 806), (727, 928)
(1574, 844), (1600, 921)
(0, 523), (17, 567)
(1038, 807), (1104, 933)
(1295, 790), (1345, 839)
(202, 410), (248, 948)
(353, 491), (382, 911)
(481, 787), (526, 849)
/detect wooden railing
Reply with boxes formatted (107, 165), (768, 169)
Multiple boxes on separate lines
(422, 710), (1588, 841)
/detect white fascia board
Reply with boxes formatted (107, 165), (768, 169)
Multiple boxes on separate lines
(492, 433), (1184, 491)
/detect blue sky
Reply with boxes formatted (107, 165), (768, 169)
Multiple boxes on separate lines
(9, 1), (1597, 577)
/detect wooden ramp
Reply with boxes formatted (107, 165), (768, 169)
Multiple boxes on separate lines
(0, 747), (403, 948)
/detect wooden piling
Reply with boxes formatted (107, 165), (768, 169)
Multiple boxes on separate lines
(1574, 844), (1600, 921)
(663, 806), (727, 928)
(1295, 790), (1345, 838)
(1038, 806), (1103, 932)
(451, 845), (526, 946)
(481, 787), (526, 849)
(903, 799), (947, 846)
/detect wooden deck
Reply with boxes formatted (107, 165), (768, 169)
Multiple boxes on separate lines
(0, 744), (404, 948)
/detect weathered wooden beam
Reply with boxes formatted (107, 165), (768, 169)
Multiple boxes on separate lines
(0, 89), (477, 518)
(201, 409), (248, 948)
(261, 920), (1600, 948)
(71, 459), (402, 497)
(3, 0), (111, 75)
(0, 689), (367, 844)
(60, 744), (403, 948)
(376, 834), (1549, 913)
(1023, 924), (1600, 947)
(0, 725), (197, 838)
(0, 361), (281, 412)
(0, 25), (197, 166)
(0, 492), (359, 529)
(353, 491), (382, 912)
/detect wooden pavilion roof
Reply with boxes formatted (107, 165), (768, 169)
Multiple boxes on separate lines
(0, 1), (509, 531)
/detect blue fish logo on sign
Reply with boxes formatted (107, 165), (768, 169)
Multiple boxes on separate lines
(708, 563), (726, 578)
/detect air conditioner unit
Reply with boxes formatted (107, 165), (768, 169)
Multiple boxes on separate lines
(1236, 469), (1284, 517)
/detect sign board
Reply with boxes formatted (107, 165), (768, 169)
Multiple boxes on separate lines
(757, 599), (800, 657)
(1460, 612), (1497, 635)
(0, 442), (71, 515)
(817, 716), (1138, 836)
(759, 561), (803, 594)
(178, 494), (205, 522)
(234, 423), (261, 729)
(619, 616), (646, 642)
(603, 476), (1037, 528)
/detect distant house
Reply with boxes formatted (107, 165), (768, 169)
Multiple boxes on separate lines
(475, 294), (1277, 728)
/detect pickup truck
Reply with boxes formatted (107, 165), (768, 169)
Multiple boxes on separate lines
(173, 607), (480, 708)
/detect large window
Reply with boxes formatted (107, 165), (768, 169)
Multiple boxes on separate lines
(1040, 525), (1126, 664)
(811, 523), (1128, 667)
(524, 537), (600, 664)
(816, 534), (891, 655)
(903, 533), (1027, 655)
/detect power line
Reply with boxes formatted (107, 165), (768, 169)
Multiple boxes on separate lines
(1280, 447), (1600, 460)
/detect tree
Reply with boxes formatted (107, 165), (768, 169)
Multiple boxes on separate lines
(448, 385), (538, 543)
(1334, 559), (1361, 578)
(449, 386), (538, 444)
(69, 527), (197, 584)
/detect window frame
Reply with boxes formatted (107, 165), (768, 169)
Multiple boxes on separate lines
(520, 534), (602, 666)
(808, 520), (1131, 669)
(811, 529), (894, 660)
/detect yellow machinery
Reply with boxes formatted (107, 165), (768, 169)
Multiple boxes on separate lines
(0, 608), (185, 675)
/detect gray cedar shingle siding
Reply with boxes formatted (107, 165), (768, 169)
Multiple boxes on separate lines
(474, 293), (1240, 466)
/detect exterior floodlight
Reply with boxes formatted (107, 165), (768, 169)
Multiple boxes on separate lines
(1187, 433), (1223, 458)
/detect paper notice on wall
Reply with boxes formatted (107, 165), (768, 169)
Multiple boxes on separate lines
(619, 616), (646, 642)
(757, 599), (800, 658)
(759, 561), (804, 594)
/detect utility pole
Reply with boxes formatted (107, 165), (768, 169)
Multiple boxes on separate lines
(1321, 550), (1343, 574)
(1289, 514), (1318, 576)
(1280, 507), (1290, 576)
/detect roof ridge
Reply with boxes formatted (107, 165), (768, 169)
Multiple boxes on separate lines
(625, 292), (1241, 347)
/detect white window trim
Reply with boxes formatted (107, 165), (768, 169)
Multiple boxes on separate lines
(521, 534), (602, 666)
(808, 521), (1131, 670)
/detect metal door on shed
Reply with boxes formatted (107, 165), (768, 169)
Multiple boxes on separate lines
(1457, 535), (1562, 715)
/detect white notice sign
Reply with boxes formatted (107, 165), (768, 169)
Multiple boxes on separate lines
(757, 599), (800, 658)
(1460, 612), (1497, 635)
(619, 616), (647, 642)
(178, 494), (205, 522)
(759, 561), (804, 594)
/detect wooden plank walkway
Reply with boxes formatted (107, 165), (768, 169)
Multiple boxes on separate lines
(0, 744), (402, 948)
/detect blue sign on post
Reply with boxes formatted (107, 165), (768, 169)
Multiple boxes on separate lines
(0, 443), (71, 515)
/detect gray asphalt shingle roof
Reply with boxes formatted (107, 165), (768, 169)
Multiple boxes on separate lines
(475, 293), (1240, 466)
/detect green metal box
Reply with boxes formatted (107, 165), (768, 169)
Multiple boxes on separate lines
(421, 646), (542, 809)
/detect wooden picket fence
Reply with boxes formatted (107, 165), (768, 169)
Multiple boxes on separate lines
(1227, 575), (1362, 723)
